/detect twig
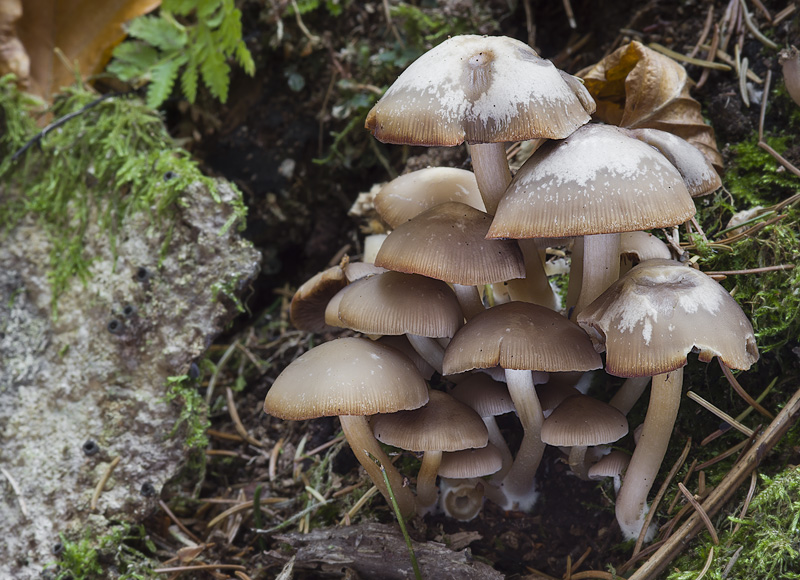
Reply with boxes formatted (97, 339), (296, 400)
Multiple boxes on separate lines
(254, 497), (329, 534)
(727, 470), (758, 544)
(719, 360), (775, 420)
(686, 391), (754, 437)
(206, 497), (289, 529)
(90, 456), (121, 511)
(154, 564), (247, 573)
(696, 546), (715, 580)
(290, 0), (321, 45)
(159, 499), (203, 545)
(690, 6), (715, 58)
(722, 545), (744, 577)
(294, 434), (346, 462)
(568, 572), (617, 580)
(338, 485), (379, 525)
(696, 24), (720, 90)
(647, 42), (732, 70)
(226, 387), (263, 448)
(269, 437), (284, 481)
(0, 466), (28, 517)
(698, 44), (762, 82)
(677, 482), (719, 545)
(206, 342), (237, 404)
(773, 3), (796, 25)
(628, 385), (800, 579)
(562, 0), (577, 28)
(706, 264), (795, 277)
(10, 92), (123, 161)
(738, 0), (779, 49)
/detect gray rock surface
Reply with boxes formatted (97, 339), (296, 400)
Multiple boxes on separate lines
(0, 179), (261, 578)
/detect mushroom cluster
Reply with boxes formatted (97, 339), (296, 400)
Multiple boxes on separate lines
(264, 36), (759, 542)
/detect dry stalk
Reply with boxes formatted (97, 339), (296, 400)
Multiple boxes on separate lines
(90, 456), (121, 511)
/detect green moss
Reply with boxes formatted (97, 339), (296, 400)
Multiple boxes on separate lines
(666, 467), (800, 580)
(0, 77), (246, 319)
(165, 374), (210, 461)
(47, 523), (158, 580)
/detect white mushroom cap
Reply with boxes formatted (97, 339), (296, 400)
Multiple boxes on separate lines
(365, 35), (595, 146)
(487, 124), (696, 239)
(577, 259), (760, 377)
(375, 167), (485, 228)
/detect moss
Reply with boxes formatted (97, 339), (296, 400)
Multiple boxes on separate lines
(0, 77), (246, 319)
(164, 374), (210, 459)
(666, 467), (800, 580)
(47, 523), (158, 580)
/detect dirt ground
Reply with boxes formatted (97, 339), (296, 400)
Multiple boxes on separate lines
(143, 1), (800, 578)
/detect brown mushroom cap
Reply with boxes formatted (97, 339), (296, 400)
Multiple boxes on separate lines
(365, 35), (594, 147)
(450, 374), (515, 418)
(372, 390), (489, 452)
(375, 167), (485, 228)
(333, 270), (463, 338)
(290, 264), (348, 333)
(439, 443), (504, 479)
(577, 258), (760, 377)
(263, 337), (429, 420)
(541, 394), (628, 447)
(374, 201), (525, 286)
(443, 301), (603, 375)
(487, 124), (696, 239)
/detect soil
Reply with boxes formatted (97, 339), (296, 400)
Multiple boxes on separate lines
(145, 1), (800, 578)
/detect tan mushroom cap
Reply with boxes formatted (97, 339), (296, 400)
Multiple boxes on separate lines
(334, 270), (463, 338)
(372, 390), (489, 452)
(450, 374), (515, 418)
(588, 450), (631, 480)
(577, 259), (760, 377)
(626, 128), (721, 197)
(375, 167), (485, 228)
(290, 264), (348, 333)
(365, 34), (595, 146)
(439, 443), (504, 479)
(263, 337), (429, 420)
(487, 124), (696, 239)
(540, 394), (628, 447)
(375, 201), (525, 285)
(443, 301), (603, 375)
(620, 231), (672, 264)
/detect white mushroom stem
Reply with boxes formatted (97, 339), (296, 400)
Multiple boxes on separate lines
(339, 414), (416, 518)
(416, 450), (443, 509)
(610, 376), (652, 415)
(452, 283), (486, 320)
(500, 368), (546, 508)
(568, 446), (590, 480)
(573, 233), (621, 318)
(485, 417), (514, 480)
(506, 239), (558, 310)
(406, 334), (445, 375)
(615, 369), (683, 540)
(469, 142), (512, 215)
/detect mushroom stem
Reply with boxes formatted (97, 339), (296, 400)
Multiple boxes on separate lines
(610, 376), (652, 415)
(615, 369), (683, 540)
(452, 283), (486, 320)
(469, 142), (512, 215)
(416, 450), (443, 509)
(500, 368), (546, 509)
(406, 334), (445, 375)
(573, 232), (621, 318)
(568, 445), (589, 480)
(506, 239), (558, 310)
(485, 417), (514, 480)
(339, 414), (416, 518)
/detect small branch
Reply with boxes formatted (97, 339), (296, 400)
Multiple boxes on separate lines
(677, 482), (719, 545)
(0, 467), (28, 517)
(90, 456), (121, 511)
(719, 360), (775, 420)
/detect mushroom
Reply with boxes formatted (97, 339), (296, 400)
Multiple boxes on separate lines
(443, 301), (602, 510)
(577, 259), (759, 540)
(438, 443), (505, 521)
(540, 393), (628, 480)
(365, 34), (595, 215)
(487, 123), (696, 318)
(374, 201), (526, 319)
(372, 390), (489, 510)
(263, 337), (429, 518)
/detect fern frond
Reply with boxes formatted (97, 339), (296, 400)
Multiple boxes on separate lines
(147, 56), (186, 109)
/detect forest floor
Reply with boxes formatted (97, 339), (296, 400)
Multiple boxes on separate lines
(135, 1), (800, 578)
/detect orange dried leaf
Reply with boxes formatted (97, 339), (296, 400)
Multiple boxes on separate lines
(578, 41), (723, 171)
(16, 0), (161, 100)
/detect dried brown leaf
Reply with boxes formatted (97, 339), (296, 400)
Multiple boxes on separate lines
(578, 41), (723, 171)
(0, 0), (30, 82)
(15, 0), (160, 100)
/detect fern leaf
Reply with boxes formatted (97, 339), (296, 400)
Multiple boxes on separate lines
(147, 56), (186, 109)
(127, 15), (187, 52)
(163, 0), (199, 16)
(181, 62), (199, 103)
(199, 49), (230, 103)
(109, 42), (160, 80)
(235, 43), (255, 76)
(197, 0), (224, 20)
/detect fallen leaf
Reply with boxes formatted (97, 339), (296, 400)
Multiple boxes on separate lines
(0, 0), (29, 82)
(15, 0), (161, 100)
(578, 40), (723, 171)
